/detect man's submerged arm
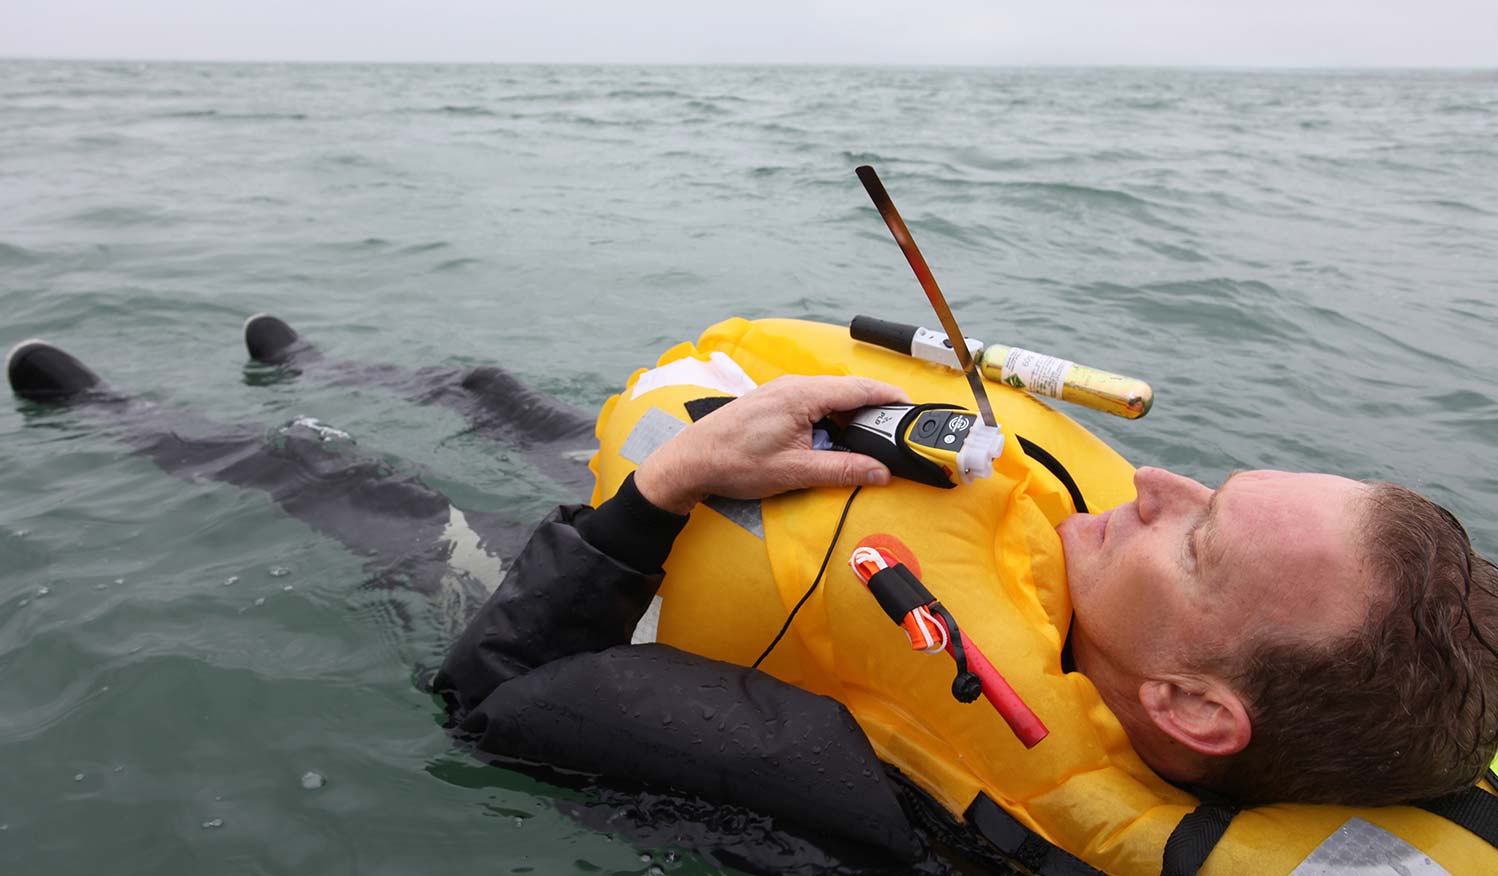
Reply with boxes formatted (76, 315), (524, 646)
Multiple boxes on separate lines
(430, 471), (689, 716)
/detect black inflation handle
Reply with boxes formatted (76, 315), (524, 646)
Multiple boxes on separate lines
(849, 314), (920, 356)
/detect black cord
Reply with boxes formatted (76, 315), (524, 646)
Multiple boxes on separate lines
(751, 486), (862, 669)
(1016, 434), (1088, 514)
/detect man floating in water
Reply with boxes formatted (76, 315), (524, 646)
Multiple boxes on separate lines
(9, 316), (1498, 874)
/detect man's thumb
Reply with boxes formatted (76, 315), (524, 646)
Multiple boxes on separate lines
(797, 451), (892, 488)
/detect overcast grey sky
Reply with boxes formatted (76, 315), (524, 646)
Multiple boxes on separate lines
(5, 1), (1496, 68)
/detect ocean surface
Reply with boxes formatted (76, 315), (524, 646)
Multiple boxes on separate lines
(2, 60), (1495, 874)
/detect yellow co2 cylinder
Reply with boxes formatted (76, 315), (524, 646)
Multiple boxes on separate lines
(979, 344), (1153, 419)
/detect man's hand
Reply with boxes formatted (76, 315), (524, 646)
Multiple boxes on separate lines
(634, 375), (912, 514)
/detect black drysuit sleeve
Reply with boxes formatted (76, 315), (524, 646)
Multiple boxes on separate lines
(431, 474), (921, 859)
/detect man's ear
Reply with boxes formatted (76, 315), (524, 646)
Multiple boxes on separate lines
(1138, 677), (1251, 757)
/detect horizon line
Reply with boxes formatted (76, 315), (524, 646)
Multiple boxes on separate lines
(2, 53), (1495, 73)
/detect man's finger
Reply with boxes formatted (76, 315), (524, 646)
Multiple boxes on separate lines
(790, 450), (892, 489)
(795, 376), (911, 418)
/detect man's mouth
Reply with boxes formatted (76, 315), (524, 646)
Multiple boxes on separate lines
(1095, 508), (1115, 546)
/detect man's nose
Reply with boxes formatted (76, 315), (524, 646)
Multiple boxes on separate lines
(1134, 467), (1210, 524)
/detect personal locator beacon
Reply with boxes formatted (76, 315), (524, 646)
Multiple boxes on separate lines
(838, 403), (1004, 488)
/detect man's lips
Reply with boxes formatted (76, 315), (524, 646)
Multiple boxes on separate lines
(1095, 508), (1115, 546)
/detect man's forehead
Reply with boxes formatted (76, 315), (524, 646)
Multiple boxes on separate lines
(1211, 470), (1372, 629)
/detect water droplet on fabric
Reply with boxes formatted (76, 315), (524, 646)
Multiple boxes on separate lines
(201, 818), (224, 829)
(300, 771), (325, 790)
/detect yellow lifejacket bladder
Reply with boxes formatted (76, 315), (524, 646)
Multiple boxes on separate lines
(590, 317), (1495, 876)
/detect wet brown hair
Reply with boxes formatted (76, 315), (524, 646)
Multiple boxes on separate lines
(1212, 482), (1498, 806)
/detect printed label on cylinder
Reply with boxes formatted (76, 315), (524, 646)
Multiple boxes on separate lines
(1001, 348), (1075, 400)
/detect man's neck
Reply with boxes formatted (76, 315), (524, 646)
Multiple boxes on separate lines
(1072, 628), (1216, 785)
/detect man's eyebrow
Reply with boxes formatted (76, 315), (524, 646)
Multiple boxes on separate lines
(1199, 469), (1244, 563)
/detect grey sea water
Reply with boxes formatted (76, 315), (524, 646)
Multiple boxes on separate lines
(1, 60), (1496, 874)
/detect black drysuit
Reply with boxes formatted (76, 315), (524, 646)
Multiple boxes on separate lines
(430, 473), (924, 858)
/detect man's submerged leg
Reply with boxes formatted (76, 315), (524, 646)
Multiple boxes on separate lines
(242, 314), (596, 498)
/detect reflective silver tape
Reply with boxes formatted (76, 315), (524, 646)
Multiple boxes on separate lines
(1289, 817), (1449, 876)
(618, 407), (764, 539)
(619, 407), (689, 465)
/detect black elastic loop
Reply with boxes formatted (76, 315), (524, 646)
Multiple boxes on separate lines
(867, 564), (934, 624)
(1415, 783), (1498, 849)
(751, 487), (861, 669)
(1016, 434), (1088, 514)
(1161, 803), (1240, 876)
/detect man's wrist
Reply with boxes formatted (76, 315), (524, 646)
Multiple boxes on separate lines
(635, 448), (704, 515)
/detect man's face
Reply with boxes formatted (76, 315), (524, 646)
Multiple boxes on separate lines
(1057, 468), (1375, 683)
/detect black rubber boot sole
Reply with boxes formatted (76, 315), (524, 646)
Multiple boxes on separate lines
(5, 339), (104, 402)
(243, 313), (304, 364)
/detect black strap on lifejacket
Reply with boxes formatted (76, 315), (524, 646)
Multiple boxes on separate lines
(1016, 434), (1088, 514)
(1160, 770), (1498, 875)
(1160, 802), (1241, 876)
(1414, 768), (1498, 848)
(966, 792), (1103, 875)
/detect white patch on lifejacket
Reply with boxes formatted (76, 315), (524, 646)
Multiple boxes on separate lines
(443, 507), (502, 594)
(631, 594), (663, 644)
(629, 352), (757, 400)
(1288, 817), (1449, 876)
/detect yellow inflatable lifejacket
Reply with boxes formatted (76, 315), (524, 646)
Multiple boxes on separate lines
(589, 317), (1495, 875)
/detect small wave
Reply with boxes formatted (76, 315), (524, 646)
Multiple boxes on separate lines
(397, 241), (451, 255)
(1412, 199), (1494, 216)
(1428, 389), (1496, 413)
(1136, 239), (1209, 263)
(432, 257), (480, 272)
(1001, 181), (1189, 230)
(1437, 103), (1493, 115)
(605, 88), (687, 100)
(0, 241), (44, 266)
(684, 99), (730, 115)
(68, 206), (176, 228)
(157, 109), (308, 121)
(428, 105), (498, 117)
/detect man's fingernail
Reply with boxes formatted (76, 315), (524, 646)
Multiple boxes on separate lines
(867, 469), (891, 486)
